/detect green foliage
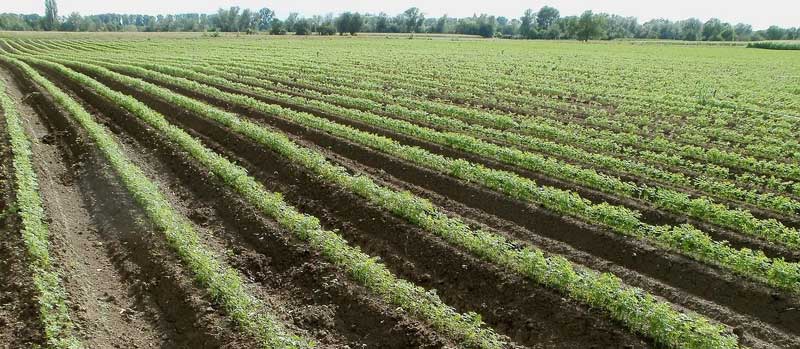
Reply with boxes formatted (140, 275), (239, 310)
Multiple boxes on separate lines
(5, 55), (312, 349)
(747, 41), (800, 50)
(25, 55), (508, 349)
(0, 73), (80, 348)
(80, 58), (739, 349)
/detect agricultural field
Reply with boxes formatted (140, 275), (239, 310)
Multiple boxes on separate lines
(0, 35), (799, 349)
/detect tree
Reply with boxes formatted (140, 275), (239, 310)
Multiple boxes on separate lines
(347, 12), (363, 35)
(702, 18), (724, 41)
(536, 6), (559, 31)
(294, 19), (310, 35)
(43, 0), (58, 31)
(605, 15), (638, 39)
(269, 18), (285, 34)
(765, 25), (785, 40)
(733, 23), (752, 41)
(285, 13), (299, 32)
(374, 12), (389, 32)
(680, 18), (702, 41)
(335, 12), (352, 35)
(576, 10), (604, 41)
(720, 22), (734, 41)
(520, 9), (535, 38)
(476, 14), (496, 38)
(256, 8), (274, 31)
(237, 9), (254, 32)
(433, 15), (448, 33)
(60, 12), (81, 31)
(403, 7), (424, 33)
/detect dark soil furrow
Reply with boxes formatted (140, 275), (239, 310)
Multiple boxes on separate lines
(223, 70), (799, 228)
(67, 61), (664, 348)
(148, 68), (799, 262)
(95, 67), (800, 339)
(35, 61), (453, 349)
(1, 61), (247, 349)
(0, 75), (44, 349)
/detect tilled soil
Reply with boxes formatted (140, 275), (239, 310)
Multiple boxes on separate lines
(0, 74), (44, 349)
(1, 62), (250, 348)
(4, 53), (800, 349)
(86, 64), (800, 349)
(34, 60), (454, 348)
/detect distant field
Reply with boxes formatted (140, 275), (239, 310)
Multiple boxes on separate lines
(0, 35), (799, 349)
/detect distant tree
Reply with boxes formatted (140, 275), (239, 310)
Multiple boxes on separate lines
(765, 25), (785, 40)
(238, 9), (254, 32)
(335, 12), (352, 35)
(477, 14), (496, 38)
(403, 7), (424, 33)
(605, 14), (637, 39)
(348, 13), (363, 34)
(269, 18), (286, 34)
(432, 15), (448, 33)
(733, 23), (752, 41)
(294, 19), (310, 35)
(576, 10), (604, 41)
(285, 12), (299, 32)
(680, 18), (702, 41)
(319, 22), (336, 35)
(60, 12), (81, 31)
(520, 9), (535, 38)
(720, 22), (735, 41)
(43, 0), (58, 31)
(373, 12), (388, 32)
(536, 6), (559, 31)
(256, 8), (274, 31)
(702, 18), (724, 41)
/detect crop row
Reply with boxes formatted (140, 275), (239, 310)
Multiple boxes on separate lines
(72, 54), (800, 253)
(20, 54), (512, 349)
(54, 54), (800, 294)
(114, 46), (800, 198)
(182, 42), (800, 163)
(99, 52), (800, 221)
(13, 39), (800, 202)
(2, 54), (314, 348)
(44, 54), (745, 349)
(0, 71), (81, 348)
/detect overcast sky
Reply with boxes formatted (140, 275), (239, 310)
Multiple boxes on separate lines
(3, 0), (797, 30)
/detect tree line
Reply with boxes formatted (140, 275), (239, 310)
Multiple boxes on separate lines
(1, 1), (798, 41)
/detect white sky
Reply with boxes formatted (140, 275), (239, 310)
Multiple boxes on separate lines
(3, 0), (797, 30)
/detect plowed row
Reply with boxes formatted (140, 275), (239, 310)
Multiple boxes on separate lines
(1, 36), (798, 349)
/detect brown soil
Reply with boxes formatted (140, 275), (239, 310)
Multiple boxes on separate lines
(0, 75), (44, 348)
(261, 72), (800, 212)
(93, 65), (800, 347)
(34, 61), (454, 348)
(61, 62), (665, 348)
(0, 62), (249, 348)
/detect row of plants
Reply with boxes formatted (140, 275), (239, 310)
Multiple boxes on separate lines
(89, 56), (800, 251)
(54, 55), (744, 349)
(37, 36), (791, 163)
(177, 57), (800, 219)
(68, 56), (800, 294)
(197, 43), (800, 164)
(163, 49), (800, 197)
(3, 54), (314, 349)
(0, 72), (81, 348)
(15, 39), (800, 202)
(747, 42), (800, 50)
(23, 54), (512, 349)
